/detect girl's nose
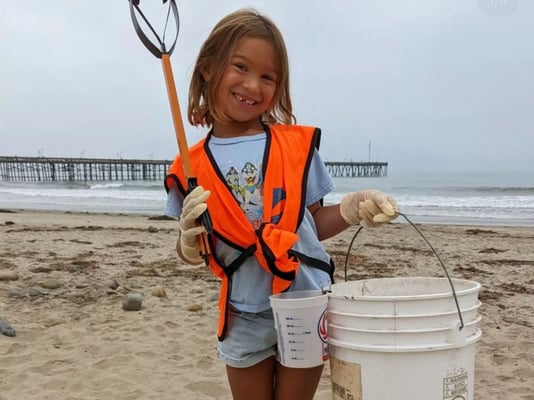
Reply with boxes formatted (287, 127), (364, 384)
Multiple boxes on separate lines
(243, 76), (260, 92)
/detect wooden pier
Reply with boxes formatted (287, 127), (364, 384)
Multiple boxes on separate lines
(325, 161), (387, 178)
(0, 156), (171, 182)
(0, 156), (387, 182)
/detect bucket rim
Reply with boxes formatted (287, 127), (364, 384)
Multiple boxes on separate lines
(328, 277), (481, 301)
(328, 315), (481, 335)
(327, 300), (481, 319)
(328, 328), (482, 352)
(269, 289), (328, 302)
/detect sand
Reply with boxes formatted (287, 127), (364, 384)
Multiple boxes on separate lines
(0, 209), (533, 399)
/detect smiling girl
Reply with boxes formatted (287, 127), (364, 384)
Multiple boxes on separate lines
(165, 9), (399, 400)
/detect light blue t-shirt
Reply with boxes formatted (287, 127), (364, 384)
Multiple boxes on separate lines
(166, 132), (335, 312)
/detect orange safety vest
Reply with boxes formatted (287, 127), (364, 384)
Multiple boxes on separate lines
(165, 124), (333, 340)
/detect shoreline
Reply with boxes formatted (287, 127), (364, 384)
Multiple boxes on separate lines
(1, 209), (533, 399)
(2, 206), (534, 229)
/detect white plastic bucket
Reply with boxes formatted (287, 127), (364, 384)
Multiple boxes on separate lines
(270, 290), (329, 368)
(328, 301), (481, 331)
(328, 277), (481, 315)
(327, 277), (482, 400)
(329, 315), (481, 348)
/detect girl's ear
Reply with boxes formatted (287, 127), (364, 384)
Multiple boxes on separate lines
(201, 67), (211, 82)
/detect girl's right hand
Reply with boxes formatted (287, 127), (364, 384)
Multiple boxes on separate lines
(177, 186), (211, 264)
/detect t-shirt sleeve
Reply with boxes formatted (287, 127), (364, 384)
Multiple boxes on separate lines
(164, 181), (184, 218)
(306, 149), (335, 206)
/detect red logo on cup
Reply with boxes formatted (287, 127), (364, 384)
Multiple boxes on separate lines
(318, 309), (328, 343)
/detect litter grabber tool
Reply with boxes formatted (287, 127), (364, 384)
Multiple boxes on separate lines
(128, 0), (212, 265)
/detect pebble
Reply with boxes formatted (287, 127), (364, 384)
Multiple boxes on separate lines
(41, 278), (61, 290)
(187, 304), (203, 312)
(7, 288), (26, 299)
(151, 286), (167, 298)
(0, 318), (16, 337)
(29, 288), (46, 297)
(122, 292), (143, 311)
(75, 283), (90, 289)
(0, 271), (19, 281)
(148, 225), (158, 233)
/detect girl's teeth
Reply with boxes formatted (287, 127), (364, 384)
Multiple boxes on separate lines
(236, 94), (255, 105)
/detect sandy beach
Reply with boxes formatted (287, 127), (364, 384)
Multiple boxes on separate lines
(1, 209), (533, 399)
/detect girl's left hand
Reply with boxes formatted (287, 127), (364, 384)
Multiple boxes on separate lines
(340, 190), (400, 227)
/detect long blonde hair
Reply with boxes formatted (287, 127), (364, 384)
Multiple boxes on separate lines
(188, 9), (295, 127)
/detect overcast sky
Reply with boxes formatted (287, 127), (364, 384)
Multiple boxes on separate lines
(1, 0), (532, 173)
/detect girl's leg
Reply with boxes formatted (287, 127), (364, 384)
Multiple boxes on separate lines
(226, 356), (276, 400)
(273, 362), (324, 400)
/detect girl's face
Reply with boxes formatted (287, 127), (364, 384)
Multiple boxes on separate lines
(211, 37), (277, 137)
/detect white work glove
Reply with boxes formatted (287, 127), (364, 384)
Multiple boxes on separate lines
(177, 186), (210, 264)
(340, 190), (399, 227)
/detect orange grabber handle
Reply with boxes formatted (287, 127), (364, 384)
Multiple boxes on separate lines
(162, 54), (212, 266)
(128, 0), (212, 265)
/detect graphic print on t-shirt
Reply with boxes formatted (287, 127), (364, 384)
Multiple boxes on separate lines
(224, 161), (264, 229)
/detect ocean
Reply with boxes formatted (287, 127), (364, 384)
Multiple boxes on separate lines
(1, 171), (533, 227)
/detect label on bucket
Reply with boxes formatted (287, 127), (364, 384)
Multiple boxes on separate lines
(330, 356), (362, 400)
(443, 369), (468, 400)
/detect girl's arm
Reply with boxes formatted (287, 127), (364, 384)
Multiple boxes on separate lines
(308, 202), (349, 241)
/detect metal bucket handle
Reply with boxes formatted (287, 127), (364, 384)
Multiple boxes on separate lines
(341, 212), (465, 330)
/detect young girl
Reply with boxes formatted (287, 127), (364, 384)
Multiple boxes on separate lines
(165, 8), (399, 400)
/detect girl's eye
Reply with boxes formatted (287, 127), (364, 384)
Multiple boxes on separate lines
(262, 74), (275, 82)
(234, 63), (247, 71)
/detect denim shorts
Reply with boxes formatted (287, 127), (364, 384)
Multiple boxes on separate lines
(217, 305), (279, 368)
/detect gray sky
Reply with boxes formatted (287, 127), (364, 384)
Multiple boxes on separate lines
(1, 0), (532, 173)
